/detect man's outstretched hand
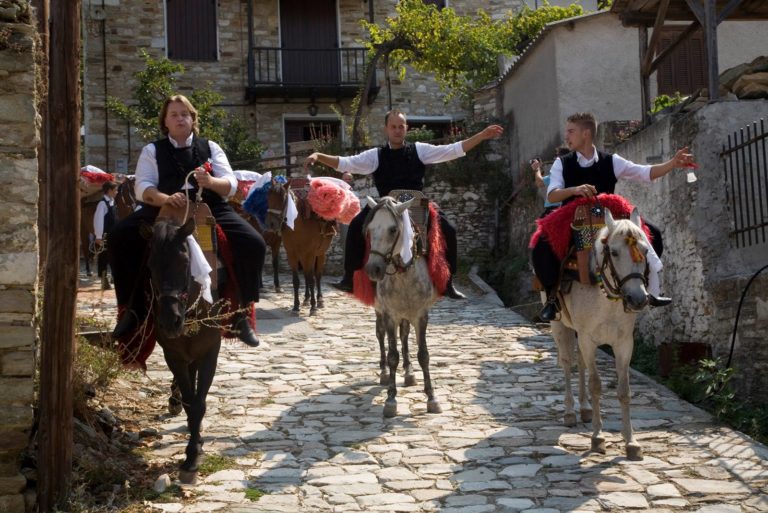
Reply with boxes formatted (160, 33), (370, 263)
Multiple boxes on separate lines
(481, 125), (504, 140)
(672, 146), (697, 168)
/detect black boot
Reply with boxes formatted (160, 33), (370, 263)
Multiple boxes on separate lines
(332, 271), (354, 293)
(444, 277), (466, 300)
(538, 289), (560, 322)
(648, 294), (672, 307)
(232, 313), (260, 347)
(112, 309), (139, 339)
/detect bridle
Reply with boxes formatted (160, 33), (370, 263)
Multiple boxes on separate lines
(364, 200), (415, 274)
(595, 231), (650, 308)
(266, 185), (289, 231)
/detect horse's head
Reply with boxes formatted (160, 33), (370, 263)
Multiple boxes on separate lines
(363, 196), (416, 281)
(148, 218), (196, 338)
(265, 179), (288, 232)
(595, 208), (650, 312)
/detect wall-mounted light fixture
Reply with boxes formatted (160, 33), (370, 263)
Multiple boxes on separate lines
(308, 103), (318, 117)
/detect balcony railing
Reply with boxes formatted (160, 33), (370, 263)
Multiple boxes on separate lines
(246, 47), (378, 101)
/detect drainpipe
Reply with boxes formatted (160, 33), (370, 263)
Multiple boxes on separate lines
(246, 0), (255, 100)
(368, 0), (374, 23)
(101, 0), (110, 170)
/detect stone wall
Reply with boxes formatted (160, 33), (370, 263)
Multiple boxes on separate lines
(0, 2), (39, 511)
(613, 101), (768, 406)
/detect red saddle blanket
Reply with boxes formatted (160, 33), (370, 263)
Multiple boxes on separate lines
(528, 194), (653, 260)
(116, 225), (255, 370)
(352, 202), (450, 306)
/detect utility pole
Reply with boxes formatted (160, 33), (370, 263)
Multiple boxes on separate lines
(37, 0), (81, 510)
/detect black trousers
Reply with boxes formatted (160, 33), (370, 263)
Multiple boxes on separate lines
(109, 201), (266, 316)
(531, 220), (663, 291)
(97, 241), (110, 277)
(344, 205), (459, 275)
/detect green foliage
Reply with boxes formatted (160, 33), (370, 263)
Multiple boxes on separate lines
(477, 249), (529, 306)
(650, 92), (687, 115)
(197, 454), (238, 475)
(362, 0), (584, 101)
(107, 50), (263, 165)
(405, 125), (437, 143)
(245, 488), (267, 501)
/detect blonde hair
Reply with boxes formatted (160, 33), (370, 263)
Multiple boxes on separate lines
(566, 112), (597, 138)
(159, 94), (199, 136)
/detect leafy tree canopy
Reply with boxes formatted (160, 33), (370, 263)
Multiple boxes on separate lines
(107, 50), (263, 167)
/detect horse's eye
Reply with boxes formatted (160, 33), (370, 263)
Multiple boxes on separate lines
(389, 226), (397, 235)
(611, 249), (620, 258)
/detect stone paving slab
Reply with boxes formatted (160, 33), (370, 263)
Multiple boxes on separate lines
(78, 274), (768, 512)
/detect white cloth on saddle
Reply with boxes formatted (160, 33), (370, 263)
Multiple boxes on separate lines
(234, 170), (265, 183)
(285, 193), (298, 230)
(241, 171), (272, 201)
(400, 208), (414, 265)
(639, 229), (663, 297)
(187, 235), (213, 303)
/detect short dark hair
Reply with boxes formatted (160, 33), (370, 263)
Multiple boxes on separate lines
(384, 109), (407, 125)
(554, 146), (570, 157)
(102, 181), (118, 193)
(566, 112), (597, 138)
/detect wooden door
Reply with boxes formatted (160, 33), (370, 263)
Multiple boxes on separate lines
(280, 0), (339, 85)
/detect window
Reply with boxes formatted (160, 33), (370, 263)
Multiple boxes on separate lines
(422, 0), (446, 8)
(166, 0), (218, 61)
(656, 26), (707, 96)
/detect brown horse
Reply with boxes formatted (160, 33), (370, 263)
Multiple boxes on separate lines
(266, 179), (335, 315)
(230, 201), (283, 292)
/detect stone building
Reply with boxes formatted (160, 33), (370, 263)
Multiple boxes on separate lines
(0, 2), (40, 511)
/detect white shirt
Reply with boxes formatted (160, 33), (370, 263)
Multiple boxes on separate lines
(337, 141), (467, 175)
(134, 133), (238, 201)
(546, 146), (652, 196)
(93, 194), (114, 239)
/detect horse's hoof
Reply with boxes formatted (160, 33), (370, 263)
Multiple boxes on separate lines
(383, 402), (397, 418)
(580, 409), (593, 423)
(403, 374), (417, 387)
(379, 373), (389, 386)
(291, 306), (300, 314)
(168, 398), (182, 416)
(563, 412), (577, 427)
(302, 299), (310, 307)
(427, 400), (442, 414)
(317, 300), (324, 309)
(178, 469), (198, 485)
(275, 287), (282, 293)
(626, 443), (643, 461)
(309, 307), (317, 316)
(591, 436), (607, 454)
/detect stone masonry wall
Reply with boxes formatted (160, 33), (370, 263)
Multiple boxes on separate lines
(0, 2), (39, 511)
(613, 101), (768, 406)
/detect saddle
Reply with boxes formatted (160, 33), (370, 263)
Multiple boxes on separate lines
(567, 202), (606, 285)
(387, 189), (431, 255)
(288, 177), (313, 219)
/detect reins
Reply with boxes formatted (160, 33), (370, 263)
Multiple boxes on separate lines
(365, 200), (416, 275)
(594, 229), (650, 308)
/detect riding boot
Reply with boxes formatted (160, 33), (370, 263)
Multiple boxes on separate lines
(444, 277), (466, 300)
(332, 270), (354, 293)
(648, 294), (672, 307)
(231, 312), (260, 347)
(538, 288), (560, 322)
(112, 308), (140, 339)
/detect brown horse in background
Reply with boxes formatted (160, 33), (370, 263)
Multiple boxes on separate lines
(266, 179), (335, 315)
(230, 201), (283, 292)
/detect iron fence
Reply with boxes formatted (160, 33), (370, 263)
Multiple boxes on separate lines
(250, 47), (368, 86)
(721, 118), (768, 248)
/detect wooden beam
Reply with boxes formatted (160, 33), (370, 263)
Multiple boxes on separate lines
(718, 0), (745, 22)
(37, 0), (80, 510)
(684, 0), (706, 25)
(704, 0), (720, 100)
(641, 0), (671, 76)
(639, 26), (651, 126)
(647, 21), (700, 74)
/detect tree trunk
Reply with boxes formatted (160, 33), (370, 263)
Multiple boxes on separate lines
(38, 0), (81, 510)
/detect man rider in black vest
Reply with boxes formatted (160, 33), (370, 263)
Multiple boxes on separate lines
(304, 110), (504, 299)
(532, 112), (695, 321)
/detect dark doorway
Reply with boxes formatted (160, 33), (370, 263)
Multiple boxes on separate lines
(284, 119), (341, 156)
(280, 0), (339, 85)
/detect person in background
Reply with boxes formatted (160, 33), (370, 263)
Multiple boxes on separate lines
(93, 181), (118, 290)
(532, 146), (569, 218)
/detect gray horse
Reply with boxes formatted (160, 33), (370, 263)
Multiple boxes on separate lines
(364, 196), (442, 418)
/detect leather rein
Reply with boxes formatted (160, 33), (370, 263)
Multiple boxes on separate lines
(595, 231), (649, 306)
(365, 201), (416, 275)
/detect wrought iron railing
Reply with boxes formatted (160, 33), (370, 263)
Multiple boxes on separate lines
(249, 47), (368, 86)
(721, 118), (768, 248)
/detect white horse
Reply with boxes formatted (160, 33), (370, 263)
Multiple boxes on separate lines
(364, 196), (442, 418)
(550, 208), (650, 461)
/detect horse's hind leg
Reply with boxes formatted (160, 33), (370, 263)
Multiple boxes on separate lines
(305, 263), (317, 316)
(614, 341), (642, 460)
(383, 314), (399, 418)
(169, 378), (183, 416)
(315, 254), (325, 309)
(291, 268), (300, 313)
(376, 313), (388, 385)
(580, 340), (605, 454)
(577, 343), (592, 423)
(400, 320), (416, 387)
(416, 313), (441, 414)
(271, 242), (281, 292)
(551, 322), (577, 427)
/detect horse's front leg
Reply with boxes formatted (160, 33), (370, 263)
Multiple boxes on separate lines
(416, 313), (441, 414)
(315, 255), (325, 309)
(305, 263), (317, 316)
(291, 268), (300, 313)
(168, 378), (183, 416)
(580, 339), (605, 454)
(551, 321), (577, 427)
(376, 312), (388, 386)
(577, 344), (592, 423)
(614, 341), (642, 460)
(400, 320), (416, 387)
(383, 314), (400, 418)
(161, 352), (199, 482)
(271, 242), (281, 292)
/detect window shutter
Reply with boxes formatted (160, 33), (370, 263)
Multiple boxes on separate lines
(657, 26), (707, 96)
(166, 0), (217, 61)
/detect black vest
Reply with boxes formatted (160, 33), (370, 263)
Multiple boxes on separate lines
(561, 150), (617, 205)
(153, 136), (223, 205)
(101, 197), (117, 234)
(373, 142), (426, 197)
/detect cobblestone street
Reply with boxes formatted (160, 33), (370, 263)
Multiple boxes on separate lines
(77, 275), (768, 513)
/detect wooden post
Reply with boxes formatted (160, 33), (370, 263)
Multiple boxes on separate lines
(704, 0), (720, 101)
(32, 0), (50, 269)
(37, 0), (81, 510)
(639, 26), (650, 126)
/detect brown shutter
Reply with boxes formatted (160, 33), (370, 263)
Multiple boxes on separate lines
(166, 0), (217, 61)
(657, 26), (707, 96)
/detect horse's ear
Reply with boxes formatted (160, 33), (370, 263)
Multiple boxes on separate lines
(629, 207), (641, 227)
(604, 207), (615, 230)
(177, 218), (196, 240)
(366, 196), (378, 209)
(395, 197), (416, 214)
